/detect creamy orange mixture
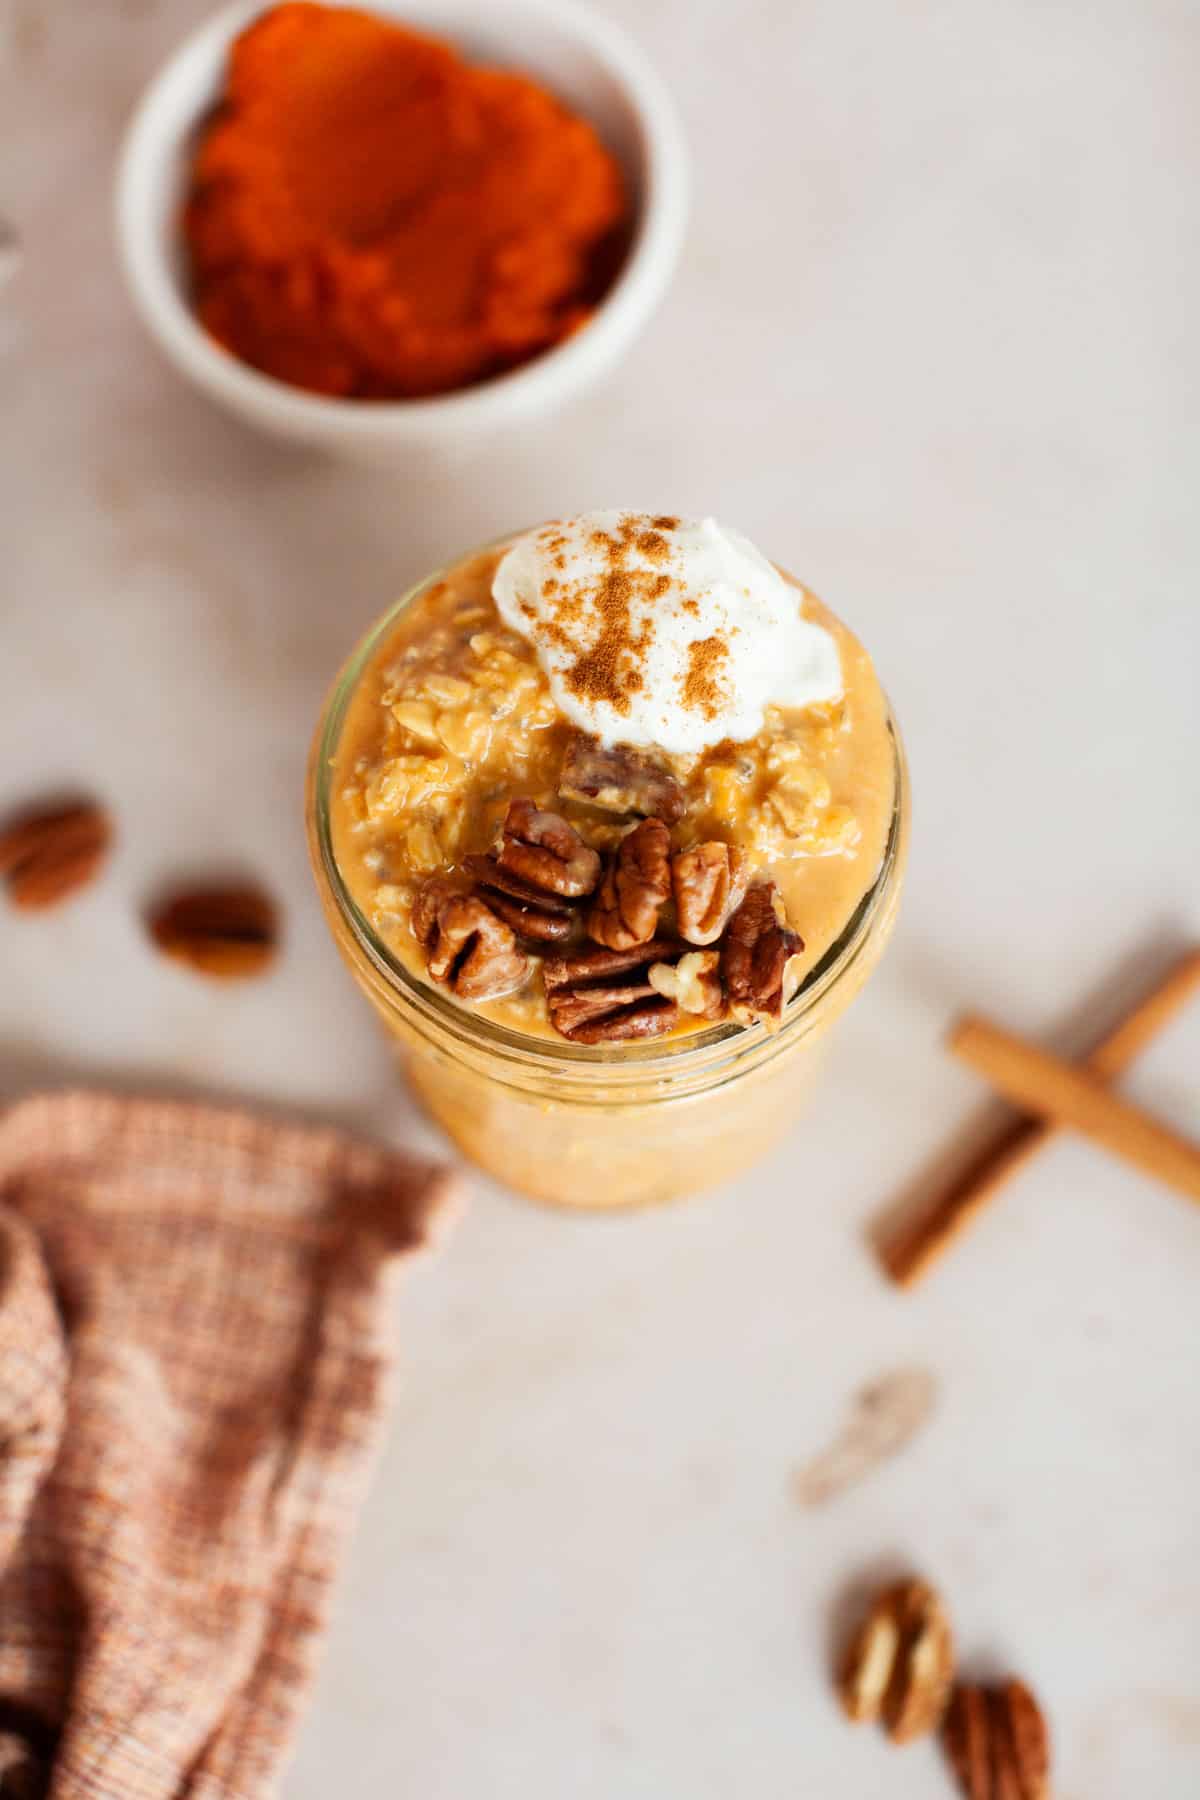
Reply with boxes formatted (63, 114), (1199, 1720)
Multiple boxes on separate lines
(330, 543), (895, 1035)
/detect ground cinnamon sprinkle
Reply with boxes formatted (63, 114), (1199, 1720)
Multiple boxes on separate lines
(557, 517), (661, 714)
(547, 514), (735, 723)
(636, 530), (671, 562)
(564, 566), (647, 714)
(681, 635), (729, 719)
(183, 2), (630, 399)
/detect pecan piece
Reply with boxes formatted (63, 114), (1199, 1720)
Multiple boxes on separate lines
(648, 950), (725, 1020)
(942, 1685), (992, 1798)
(559, 732), (685, 823)
(549, 983), (673, 1041)
(462, 853), (575, 944)
(997, 1681), (1050, 1800)
(496, 798), (600, 898)
(0, 799), (112, 910)
(587, 818), (671, 951)
(839, 1577), (955, 1743)
(942, 1680), (1050, 1800)
(148, 884), (278, 979)
(417, 887), (530, 1001)
(721, 882), (803, 1023)
(411, 874), (459, 950)
(672, 841), (750, 945)
(543, 937), (681, 1042)
(543, 939), (681, 990)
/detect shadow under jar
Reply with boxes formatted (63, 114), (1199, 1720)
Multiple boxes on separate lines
(307, 534), (909, 1210)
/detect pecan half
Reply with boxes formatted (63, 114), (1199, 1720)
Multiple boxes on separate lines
(543, 938), (680, 1042)
(648, 949), (725, 1020)
(997, 1682), (1050, 1800)
(559, 732), (685, 824)
(942, 1685), (991, 1798)
(839, 1577), (955, 1743)
(496, 798), (600, 898)
(415, 885), (530, 1001)
(720, 882), (803, 1023)
(411, 874), (459, 950)
(672, 841), (750, 945)
(462, 853), (576, 944)
(587, 818), (671, 951)
(0, 799), (112, 910)
(942, 1680), (1050, 1800)
(543, 940), (681, 990)
(148, 884), (278, 979)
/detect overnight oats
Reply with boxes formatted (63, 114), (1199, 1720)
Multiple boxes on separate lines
(308, 513), (907, 1207)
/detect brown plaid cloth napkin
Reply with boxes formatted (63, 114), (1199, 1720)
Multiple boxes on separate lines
(0, 1091), (459, 1800)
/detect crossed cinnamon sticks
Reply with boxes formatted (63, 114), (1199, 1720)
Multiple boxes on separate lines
(880, 949), (1200, 1288)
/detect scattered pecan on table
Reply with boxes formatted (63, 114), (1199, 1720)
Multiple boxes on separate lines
(495, 798), (601, 898)
(147, 884), (279, 979)
(542, 939), (682, 1042)
(839, 1577), (955, 1744)
(412, 879), (530, 1000)
(721, 881), (803, 1024)
(672, 840), (750, 945)
(558, 732), (686, 824)
(0, 798), (112, 910)
(587, 818), (671, 951)
(942, 1678), (1050, 1800)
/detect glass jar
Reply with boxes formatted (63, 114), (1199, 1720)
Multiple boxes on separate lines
(307, 557), (909, 1210)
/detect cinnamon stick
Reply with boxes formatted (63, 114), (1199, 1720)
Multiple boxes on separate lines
(880, 949), (1200, 1286)
(951, 1015), (1200, 1205)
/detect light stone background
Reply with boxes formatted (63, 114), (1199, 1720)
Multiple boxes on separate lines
(3, 1), (1199, 1795)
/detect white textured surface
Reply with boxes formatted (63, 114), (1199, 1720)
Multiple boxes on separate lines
(3, 2), (1199, 1796)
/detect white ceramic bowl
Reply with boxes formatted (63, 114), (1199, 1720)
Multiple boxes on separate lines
(115, 0), (687, 457)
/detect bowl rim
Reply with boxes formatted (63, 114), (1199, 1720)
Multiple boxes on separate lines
(114, 0), (689, 439)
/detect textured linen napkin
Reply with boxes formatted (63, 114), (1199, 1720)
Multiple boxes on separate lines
(0, 1091), (458, 1800)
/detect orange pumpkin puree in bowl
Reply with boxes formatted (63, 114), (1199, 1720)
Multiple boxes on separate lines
(182, 2), (631, 398)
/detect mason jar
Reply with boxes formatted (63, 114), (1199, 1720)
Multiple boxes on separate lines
(307, 559), (909, 1210)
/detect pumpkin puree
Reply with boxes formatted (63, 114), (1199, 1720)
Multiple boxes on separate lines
(183, 3), (630, 398)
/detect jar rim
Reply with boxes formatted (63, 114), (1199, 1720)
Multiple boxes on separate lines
(308, 537), (908, 1087)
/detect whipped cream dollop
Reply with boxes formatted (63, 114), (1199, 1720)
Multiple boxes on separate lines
(492, 511), (842, 755)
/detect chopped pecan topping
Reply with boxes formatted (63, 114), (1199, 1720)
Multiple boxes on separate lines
(839, 1577), (955, 1744)
(496, 798), (601, 898)
(410, 874), (459, 949)
(648, 950), (725, 1019)
(587, 818), (671, 951)
(148, 884), (279, 980)
(462, 853), (575, 944)
(543, 937), (681, 1042)
(942, 1679), (1049, 1800)
(415, 883), (530, 1000)
(543, 938), (681, 990)
(0, 798), (112, 910)
(559, 732), (685, 823)
(672, 841), (750, 945)
(721, 882), (803, 1023)
(549, 984), (676, 1042)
